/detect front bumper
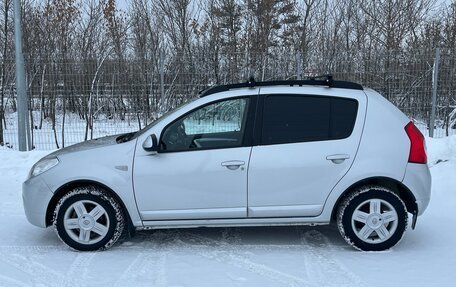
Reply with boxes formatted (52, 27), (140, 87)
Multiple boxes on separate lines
(22, 176), (54, 228)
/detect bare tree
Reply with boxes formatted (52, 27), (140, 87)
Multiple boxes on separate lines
(0, 0), (455, 149)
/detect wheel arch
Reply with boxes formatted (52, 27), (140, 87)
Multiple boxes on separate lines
(331, 176), (418, 221)
(45, 180), (135, 235)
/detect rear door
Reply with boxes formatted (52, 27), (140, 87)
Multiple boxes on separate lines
(247, 87), (367, 218)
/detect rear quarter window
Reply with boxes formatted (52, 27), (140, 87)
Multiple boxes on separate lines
(261, 95), (358, 145)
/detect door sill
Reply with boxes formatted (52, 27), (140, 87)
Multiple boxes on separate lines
(140, 216), (329, 230)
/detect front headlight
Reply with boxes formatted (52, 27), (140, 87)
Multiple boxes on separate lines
(29, 157), (59, 178)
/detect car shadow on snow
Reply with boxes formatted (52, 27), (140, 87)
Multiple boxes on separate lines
(125, 224), (351, 251)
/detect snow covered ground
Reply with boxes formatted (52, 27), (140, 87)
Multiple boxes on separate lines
(0, 136), (455, 287)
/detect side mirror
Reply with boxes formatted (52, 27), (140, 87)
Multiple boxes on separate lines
(142, 134), (159, 153)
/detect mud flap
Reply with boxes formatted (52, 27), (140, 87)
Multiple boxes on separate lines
(411, 210), (418, 230)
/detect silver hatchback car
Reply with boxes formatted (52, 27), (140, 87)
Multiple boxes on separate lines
(23, 78), (431, 251)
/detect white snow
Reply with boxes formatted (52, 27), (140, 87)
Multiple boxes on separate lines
(0, 136), (455, 286)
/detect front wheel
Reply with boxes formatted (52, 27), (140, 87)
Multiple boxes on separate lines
(337, 186), (408, 251)
(53, 187), (126, 251)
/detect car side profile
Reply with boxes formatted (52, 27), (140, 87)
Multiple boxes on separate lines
(23, 77), (431, 251)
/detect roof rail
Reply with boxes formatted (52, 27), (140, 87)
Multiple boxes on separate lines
(199, 75), (363, 97)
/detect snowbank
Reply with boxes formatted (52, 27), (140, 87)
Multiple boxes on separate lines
(426, 135), (456, 166)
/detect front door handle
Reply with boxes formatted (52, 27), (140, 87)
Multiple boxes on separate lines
(326, 154), (350, 164)
(221, 160), (245, 170)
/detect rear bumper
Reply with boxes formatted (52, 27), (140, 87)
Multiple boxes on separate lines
(22, 176), (54, 228)
(402, 163), (431, 216)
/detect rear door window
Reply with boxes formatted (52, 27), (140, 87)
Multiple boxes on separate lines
(261, 95), (358, 145)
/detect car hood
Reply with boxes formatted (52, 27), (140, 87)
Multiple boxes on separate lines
(45, 134), (123, 158)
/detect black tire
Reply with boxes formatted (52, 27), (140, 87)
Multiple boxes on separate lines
(337, 186), (408, 251)
(53, 186), (126, 251)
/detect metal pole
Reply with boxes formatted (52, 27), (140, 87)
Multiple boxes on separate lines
(13, 0), (28, 151)
(159, 49), (165, 114)
(296, 51), (302, 80)
(430, 48), (440, 138)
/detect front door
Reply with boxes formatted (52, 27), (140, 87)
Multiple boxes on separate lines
(133, 97), (253, 220)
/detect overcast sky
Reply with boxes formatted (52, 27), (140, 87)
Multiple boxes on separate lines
(117, 0), (128, 11)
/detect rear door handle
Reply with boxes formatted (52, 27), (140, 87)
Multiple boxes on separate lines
(221, 160), (245, 170)
(326, 154), (350, 164)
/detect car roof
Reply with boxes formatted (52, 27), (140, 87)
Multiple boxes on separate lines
(199, 76), (363, 98)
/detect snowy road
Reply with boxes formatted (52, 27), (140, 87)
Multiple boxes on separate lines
(0, 137), (455, 287)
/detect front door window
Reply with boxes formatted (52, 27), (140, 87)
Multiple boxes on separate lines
(161, 98), (249, 152)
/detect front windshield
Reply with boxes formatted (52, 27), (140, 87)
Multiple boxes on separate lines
(133, 98), (198, 139)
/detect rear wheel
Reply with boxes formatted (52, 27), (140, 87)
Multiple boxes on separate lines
(53, 187), (126, 251)
(337, 186), (408, 251)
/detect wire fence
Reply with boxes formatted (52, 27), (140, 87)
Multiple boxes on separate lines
(0, 48), (455, 150)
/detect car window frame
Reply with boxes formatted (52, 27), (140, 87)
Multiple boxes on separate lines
(158, 95), (257, 153)
(256, 94), (359, 146)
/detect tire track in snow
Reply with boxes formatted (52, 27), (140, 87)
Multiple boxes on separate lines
(0, 246), (67, 252)
(66, 252), (97, 284)
(113, 232), (172, 287)
(317, 230), (372, 287)
(0, 245), (145, 253)
(0, 228), (367, 287)
(183, 232), (317, 287)
(0, 253), (82, 287)
(113, 252), (148, 286)
(0, 274), (29, 287)
(295, 229), (327, 285)
(136, 249), (167, 287)
(297, 228), (370, 287)
(301, 243), (317, 287)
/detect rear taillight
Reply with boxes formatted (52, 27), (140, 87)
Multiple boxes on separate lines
(405, 121), (427, 164)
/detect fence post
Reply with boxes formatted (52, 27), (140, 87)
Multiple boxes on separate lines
(159, 49), (165, 114)
(296, 51), (302, 80)
(13, 0), (28, 151)
(25, 108), (31, 149)
(430, 48), (440, 138)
